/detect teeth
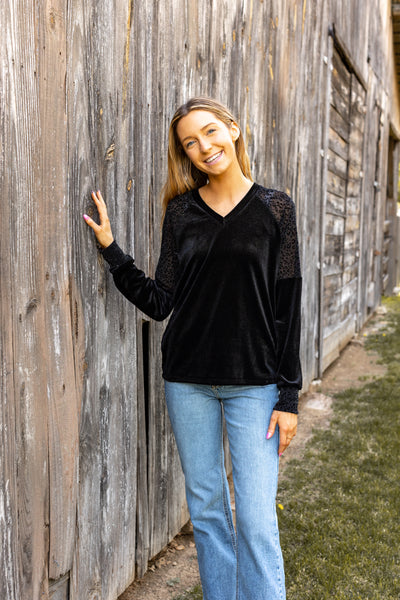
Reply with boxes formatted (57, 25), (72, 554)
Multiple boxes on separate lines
(205, 151), (222, 163)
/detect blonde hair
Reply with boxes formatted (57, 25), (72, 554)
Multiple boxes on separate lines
(161, 97), (252, 219)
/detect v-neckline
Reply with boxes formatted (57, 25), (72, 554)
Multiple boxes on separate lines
(193, 183), (257, 223)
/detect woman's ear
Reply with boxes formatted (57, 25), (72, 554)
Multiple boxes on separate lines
(230, 122), (240, 142)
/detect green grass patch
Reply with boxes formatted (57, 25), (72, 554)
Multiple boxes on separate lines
(278, 296), (400, 599)
(174, 297), (400, 599)
(172, 584), (203, 600)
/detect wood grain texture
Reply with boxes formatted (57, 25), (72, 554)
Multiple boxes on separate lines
(1, 1), (400, 599)
(38, 0), (80, 581)
(67, 2), (139, 598)
(0, 5), (20, 598)
(2, 2), (50, 598)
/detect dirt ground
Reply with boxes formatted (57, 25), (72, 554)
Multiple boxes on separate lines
(118, 309), (388, 600)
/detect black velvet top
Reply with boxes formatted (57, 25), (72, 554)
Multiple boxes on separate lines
(101, 183), (302, 413)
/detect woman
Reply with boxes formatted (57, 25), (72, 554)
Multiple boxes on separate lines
(84, 97), (302, 600)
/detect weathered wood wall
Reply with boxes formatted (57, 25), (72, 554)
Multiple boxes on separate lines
(1, 1), (399, 599)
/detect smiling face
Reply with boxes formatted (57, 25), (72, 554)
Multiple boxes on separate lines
(175, 109), (241, 178)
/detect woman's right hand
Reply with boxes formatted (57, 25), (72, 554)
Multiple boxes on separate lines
(83, 190), (114, 248)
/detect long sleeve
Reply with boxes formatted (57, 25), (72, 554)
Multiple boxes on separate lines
(269, 193), (302, 413)
(101, 208), (177, 321)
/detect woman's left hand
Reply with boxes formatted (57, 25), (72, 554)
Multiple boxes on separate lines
(267, 410), (297, 456)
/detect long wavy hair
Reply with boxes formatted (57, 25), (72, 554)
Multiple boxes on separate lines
(161, 97), (252, 219)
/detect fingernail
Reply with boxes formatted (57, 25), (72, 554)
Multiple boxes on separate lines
(83, 214), (89, 221)
(91, 190), (95, 195)
(266, 432), (272, 440)
(279, 452), (283, 457)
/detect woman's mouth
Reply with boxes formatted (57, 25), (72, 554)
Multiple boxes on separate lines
(204, 150), (223, 165)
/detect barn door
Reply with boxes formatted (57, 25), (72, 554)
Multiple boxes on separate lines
(320, 44), (366, 372)
(367, 105), (384, 307)
(382, 133), (400, 295)
(357, 100), (386, 325)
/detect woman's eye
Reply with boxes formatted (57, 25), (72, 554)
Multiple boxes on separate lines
(207, 128), (216, 135)
(186, 140), (195, 149)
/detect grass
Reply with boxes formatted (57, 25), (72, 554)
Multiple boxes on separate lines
(172, 584), (203, 600)
(174, 297), (400, 600)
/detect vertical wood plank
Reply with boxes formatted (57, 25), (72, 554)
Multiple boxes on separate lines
(0, 6), (20, 598)
(37, 0), (81, 581)
(131, 0), (153, 577)
(67, 1), (138, 598)
(3, 1), (51, 597)
(0, 44), (20, 599)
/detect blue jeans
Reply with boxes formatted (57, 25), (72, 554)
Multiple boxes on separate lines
(164, 381), (286, 600)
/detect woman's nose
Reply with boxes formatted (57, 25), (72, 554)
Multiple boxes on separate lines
(198, 137), (212, 152)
